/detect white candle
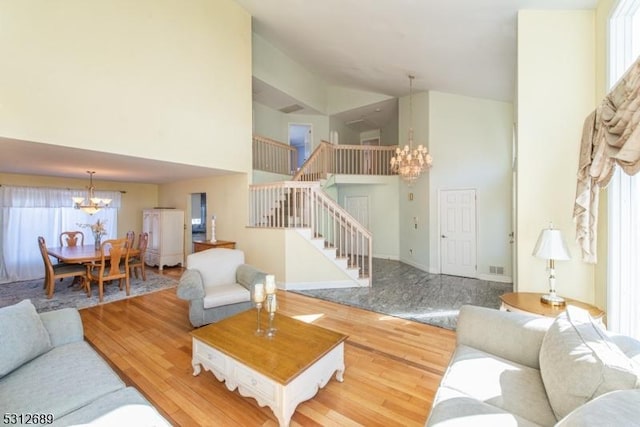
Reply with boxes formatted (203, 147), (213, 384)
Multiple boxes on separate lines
(265, 275), (276, 294)
(253, 283), (265, 303)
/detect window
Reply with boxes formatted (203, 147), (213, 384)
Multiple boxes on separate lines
(0, 186), (120, 283)
(607, 0), (640, 338)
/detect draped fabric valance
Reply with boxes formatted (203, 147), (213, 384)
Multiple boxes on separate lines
(0, 185), (122, 208)
(574, 57), (640, 263)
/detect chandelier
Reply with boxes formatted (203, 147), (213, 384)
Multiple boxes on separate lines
(72, 171), (112, 215)
(390, 75), (433, 184)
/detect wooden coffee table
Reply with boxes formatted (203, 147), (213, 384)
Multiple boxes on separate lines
(191, 309), (347, 426)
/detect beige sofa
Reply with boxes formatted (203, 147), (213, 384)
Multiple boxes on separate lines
(426, 305), (640, 427)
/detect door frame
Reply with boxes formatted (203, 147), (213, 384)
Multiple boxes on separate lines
(288, 123), (313, 170)
(438, 188), (478, 278)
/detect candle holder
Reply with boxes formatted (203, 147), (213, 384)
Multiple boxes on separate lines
(255, 301), (264, 336)
(253, 283), (266, 336)
(266, 293), (277, 338)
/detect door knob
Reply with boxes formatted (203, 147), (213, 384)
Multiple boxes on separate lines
(441, 235), (447, 238)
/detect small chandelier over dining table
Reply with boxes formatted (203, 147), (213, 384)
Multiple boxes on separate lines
(72, 171), (111, 215)
(390, 75), (433, 184)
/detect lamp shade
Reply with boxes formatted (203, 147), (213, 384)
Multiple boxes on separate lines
(532, 227), (571, 261)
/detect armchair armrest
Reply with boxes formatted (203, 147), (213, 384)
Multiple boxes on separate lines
(456, 305), (554, 369)
(177, 269), (205, 300)
(236, 264), (267, 295)
(39, 308), (84, 347)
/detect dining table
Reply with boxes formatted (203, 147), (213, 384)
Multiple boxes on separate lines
(47, 244), (141, 264)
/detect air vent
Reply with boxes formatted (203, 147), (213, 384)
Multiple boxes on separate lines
(489, 266), (504, 275)
(279, 104), (304, 114)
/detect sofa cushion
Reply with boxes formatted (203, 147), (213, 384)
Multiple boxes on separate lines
(555, 389), (640, 427)
(187, 248), (244, 288)
(0, 299), (52, 378)
(0, 341), (125, 419)
(436, 344), (556, 426)
(203, 283), (251, 309)
(539, 306), (640, 420)
(427, 386), (544, 427)
(53, 387), (171, 427)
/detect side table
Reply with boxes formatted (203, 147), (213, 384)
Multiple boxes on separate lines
(499, 292), (605, 322)
(193, 240), (236, 253)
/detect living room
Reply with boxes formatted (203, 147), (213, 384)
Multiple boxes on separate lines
(0, 0), (602, 298)
(3, 0), (640, 425)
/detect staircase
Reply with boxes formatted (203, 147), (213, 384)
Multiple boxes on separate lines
(249, 135), (399, 287)
(249, 181), (371, 287)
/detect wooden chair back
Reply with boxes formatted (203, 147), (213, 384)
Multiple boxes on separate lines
(126, 231), (135, 249)
(87, 237), (131, 302)
(38, 236), (54, 277)
(137, 232), (149, 253)
(130, 232), (149, 280)
(59, 231), (84, 247)
(38, 236), (86, 298)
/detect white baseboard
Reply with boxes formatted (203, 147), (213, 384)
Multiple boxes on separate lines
(283, 279), (367, 291)
(398, 258), (431, 273)
(373, 253), (400, 261)
(477, 273), (513, 284)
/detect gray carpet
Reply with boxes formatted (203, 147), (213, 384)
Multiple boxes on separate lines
(294, 258), (513, 330)
(0, 271), (178, 312)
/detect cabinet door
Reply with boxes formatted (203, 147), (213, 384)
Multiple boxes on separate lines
(143, 211), (161, 252)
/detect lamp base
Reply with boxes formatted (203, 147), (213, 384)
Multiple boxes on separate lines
(540, 293), (566, 306)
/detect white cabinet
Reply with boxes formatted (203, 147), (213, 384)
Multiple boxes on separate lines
(142, 209), (184, 271)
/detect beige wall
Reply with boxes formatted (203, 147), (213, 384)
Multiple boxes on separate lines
(157, 173), (286, 278)
(0, 173), (158, 234)
(398, 91), (431, 271)
(516, 10), (596, 302)
(0, 0), (252, 174)
(428, 91), (514, 281)
(335, 176), (401, 259)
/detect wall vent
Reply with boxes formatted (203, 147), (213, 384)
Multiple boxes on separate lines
(279, 104), (304, 114)
(489, 266), (504, 275)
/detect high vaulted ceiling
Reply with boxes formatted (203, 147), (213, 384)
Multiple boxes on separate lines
(237, 0), (597, 102)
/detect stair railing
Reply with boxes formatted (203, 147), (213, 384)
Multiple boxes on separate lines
(249, 181), (372, 280)
(292, 140), (398, 181)
(252, 135), (297, 175)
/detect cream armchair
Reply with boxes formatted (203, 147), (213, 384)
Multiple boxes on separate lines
(176, 248), (266, 327)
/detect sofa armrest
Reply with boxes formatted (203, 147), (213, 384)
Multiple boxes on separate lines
(177, 269), (205, 300)
(39, 308), (84, 347)
(236, 264), (267, 294)
(456, 305), (554, 369)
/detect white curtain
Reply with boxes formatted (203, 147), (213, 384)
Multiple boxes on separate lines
(0, 185), (120, 284)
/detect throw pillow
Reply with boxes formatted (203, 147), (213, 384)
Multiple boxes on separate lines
(539, 305), (640, 420)
(0, 299), (53, 378)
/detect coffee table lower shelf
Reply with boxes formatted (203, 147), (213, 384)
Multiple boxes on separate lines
(192, 338), (345, 427)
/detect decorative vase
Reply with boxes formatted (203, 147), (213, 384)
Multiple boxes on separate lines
(94, 234), (101, 250)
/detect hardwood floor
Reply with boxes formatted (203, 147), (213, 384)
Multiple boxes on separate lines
(79, 268), (455, 426)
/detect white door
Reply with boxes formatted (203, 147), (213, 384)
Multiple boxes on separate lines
(440, 189), (477, 277)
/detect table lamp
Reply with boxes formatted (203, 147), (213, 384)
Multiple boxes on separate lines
(532, 223), (571, 306)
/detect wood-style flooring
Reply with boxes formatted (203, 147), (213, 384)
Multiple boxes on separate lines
(79, 267), (456, 426)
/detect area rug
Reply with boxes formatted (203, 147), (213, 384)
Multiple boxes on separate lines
(0, 271), (178, 312)
(293, 258), (513, 330)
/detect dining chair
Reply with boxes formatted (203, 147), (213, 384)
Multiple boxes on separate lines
(37, 236), (87, 299)
(126, 230), (135, 249)
(86, 237), (131, 302)
(129, 232), (149, 281)
(59, 231), (85, 247)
